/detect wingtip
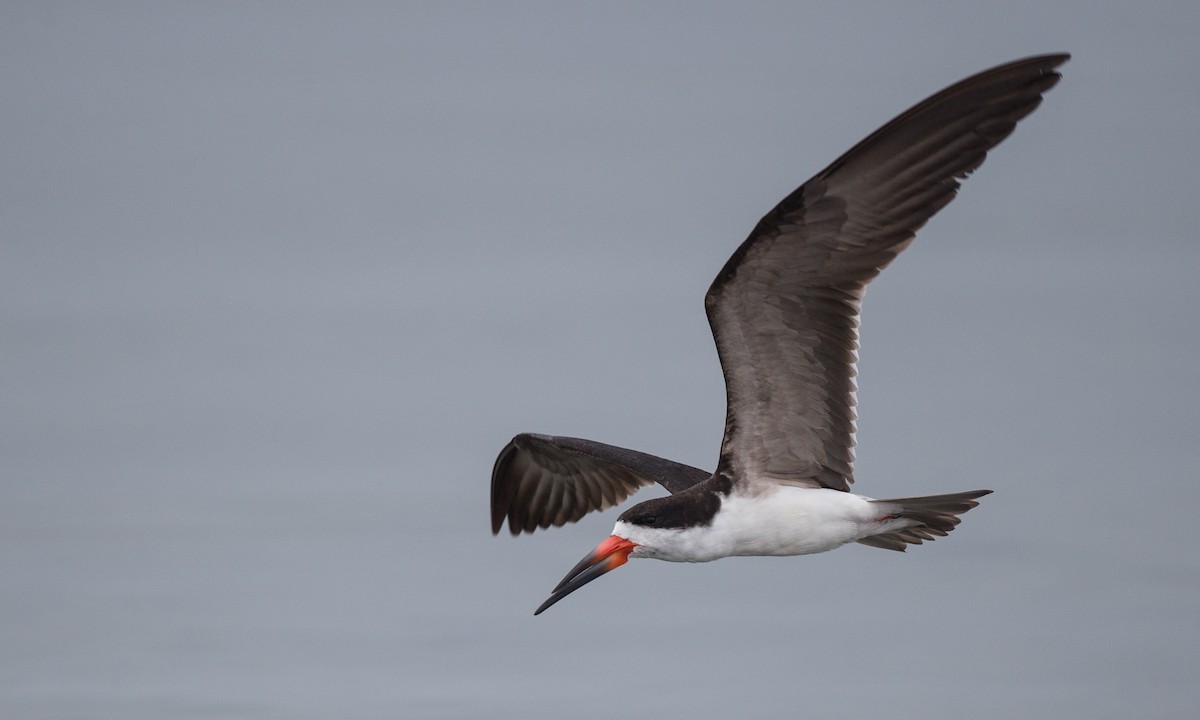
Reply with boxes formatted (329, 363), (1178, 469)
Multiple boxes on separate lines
(1010, 52), (1070, 68)
(490, 435), (526, 536)
(1036, 51), (1070, 64)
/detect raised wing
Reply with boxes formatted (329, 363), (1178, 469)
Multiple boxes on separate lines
(491, 433), (711, 535)
(705, 54), (1068, 491)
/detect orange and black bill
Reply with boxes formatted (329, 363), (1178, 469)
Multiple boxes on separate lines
(533, 536), (636, 615)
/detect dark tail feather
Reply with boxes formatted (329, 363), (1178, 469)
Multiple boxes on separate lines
(857, 489), (992, 552)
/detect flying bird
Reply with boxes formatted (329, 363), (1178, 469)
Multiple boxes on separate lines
(491, 54), (1067, 615)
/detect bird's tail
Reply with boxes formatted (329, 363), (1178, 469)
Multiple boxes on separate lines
(857, 489), (992, 552)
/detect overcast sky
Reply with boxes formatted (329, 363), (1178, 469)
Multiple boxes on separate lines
(3, 2), (1199, 719)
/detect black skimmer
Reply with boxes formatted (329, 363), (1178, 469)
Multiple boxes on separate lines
(491, 54), (1068, 615)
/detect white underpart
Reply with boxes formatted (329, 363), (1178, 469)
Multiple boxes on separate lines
(614, 486), (914, 563)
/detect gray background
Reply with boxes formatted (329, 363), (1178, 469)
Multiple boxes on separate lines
(4, 2), (1198, 718)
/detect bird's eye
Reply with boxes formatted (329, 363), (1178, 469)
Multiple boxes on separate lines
(645, 515), (657, 525)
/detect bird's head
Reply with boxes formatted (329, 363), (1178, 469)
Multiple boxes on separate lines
(533, 494), (717, 615)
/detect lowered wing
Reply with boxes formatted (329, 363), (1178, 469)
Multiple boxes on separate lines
(491, 433), (711, 535)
